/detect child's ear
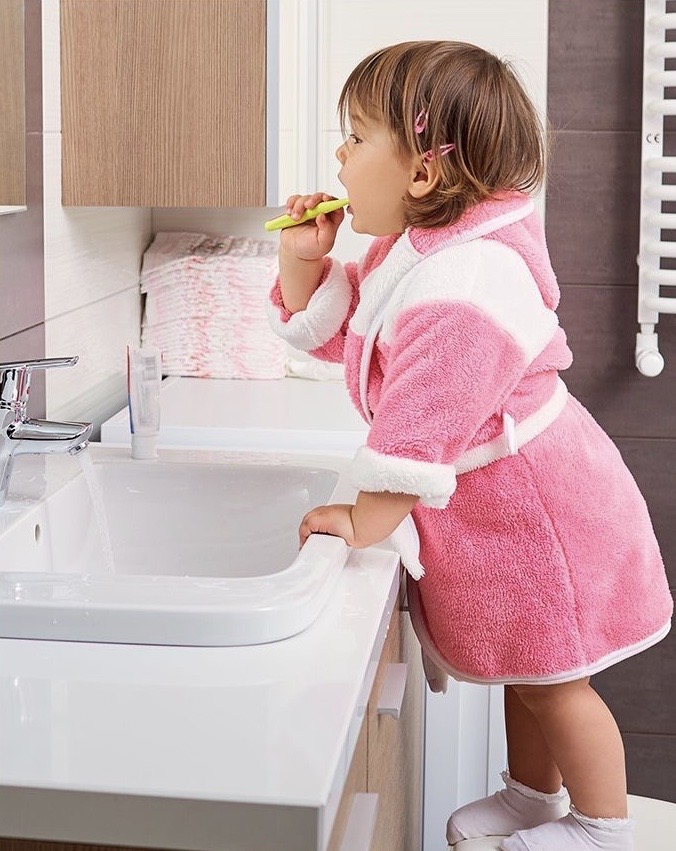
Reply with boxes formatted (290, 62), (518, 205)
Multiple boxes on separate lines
(408, 156), (441, 199)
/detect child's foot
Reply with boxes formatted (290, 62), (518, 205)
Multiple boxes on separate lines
(500, 809), (634, 850)
(446, 771), (569, 845)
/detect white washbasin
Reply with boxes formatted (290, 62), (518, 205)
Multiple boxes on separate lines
(0, 446), (353, 646)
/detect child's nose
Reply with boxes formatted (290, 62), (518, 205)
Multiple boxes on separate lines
(335, 142), (347, 165)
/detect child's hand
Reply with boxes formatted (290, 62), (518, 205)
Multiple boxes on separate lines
(298, 503), (359, 548)
(280, 192), (345, 262)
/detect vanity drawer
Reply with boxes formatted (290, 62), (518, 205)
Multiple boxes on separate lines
(327, 714), (368, 851)
(367, 608), (424, 851)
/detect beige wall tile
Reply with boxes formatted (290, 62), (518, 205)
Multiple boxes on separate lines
(46, 288), (140, 428)
(43, 133), (152, 321)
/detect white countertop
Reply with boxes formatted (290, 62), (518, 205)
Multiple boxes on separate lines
(1, 376), (399, 851)
(0, 548), (401, 849)
(101, 375), (369, 454)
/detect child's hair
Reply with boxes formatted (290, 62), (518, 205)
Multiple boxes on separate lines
(338, 41), (547, 229)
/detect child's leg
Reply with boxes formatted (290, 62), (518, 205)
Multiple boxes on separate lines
(501, 678), (633, 851)
(446, 685), (568, 844)
(504, 683), (562, 794)
(509, 677), (627, 819)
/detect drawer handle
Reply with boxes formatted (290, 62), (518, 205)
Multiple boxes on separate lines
(377, 662), (408, 719)
(339, 792), (379, 851)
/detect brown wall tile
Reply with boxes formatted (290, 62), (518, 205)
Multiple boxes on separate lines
(616, 438), (676, 586)
(0, 132), (44, 339)
(0, 0), (44, 344)
(546, 131), (641, 286)
(0, 0), (45, 411)
(547, 0), (643, 132)
(593, 627), (676, 737)
(623, 733), (676, 803)
(549, 0), (676, 803)
(557, 285), (676, 438)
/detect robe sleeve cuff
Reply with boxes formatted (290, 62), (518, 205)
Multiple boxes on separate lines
(350, 445), (457, 508)
(266, 259), (352, 352)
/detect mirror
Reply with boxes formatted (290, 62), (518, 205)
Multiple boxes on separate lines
(0, 0), (27, 214)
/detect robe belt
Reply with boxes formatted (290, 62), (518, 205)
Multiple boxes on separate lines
(454, 377), (569, 475)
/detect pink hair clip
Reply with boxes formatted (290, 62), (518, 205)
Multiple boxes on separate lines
(416, 108), (454, 160)
(414, 110), (428, 134)
(422, 143), (455, 162)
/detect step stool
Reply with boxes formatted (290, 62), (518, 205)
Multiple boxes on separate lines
(453, 795), (676, 850)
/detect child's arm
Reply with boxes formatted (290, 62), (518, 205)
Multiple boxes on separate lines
(267, 192), (355, 363)
(267, 193), (394, 365)
(278, 192), (345, 312)
(298, 490), (419, 548)
(278, 246), (327, 314)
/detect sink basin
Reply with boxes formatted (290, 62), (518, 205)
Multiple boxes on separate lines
(0, 446), (353, 646)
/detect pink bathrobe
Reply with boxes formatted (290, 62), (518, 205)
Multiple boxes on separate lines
(268, 192), (673, 685)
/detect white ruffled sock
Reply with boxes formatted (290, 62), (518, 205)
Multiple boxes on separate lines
(446, 771), (570, 845)
(500, 807), (635, 850)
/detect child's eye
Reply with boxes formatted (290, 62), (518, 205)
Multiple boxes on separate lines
(348, 133), (362, 145)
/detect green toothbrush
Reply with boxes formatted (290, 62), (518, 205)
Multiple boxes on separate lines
(264, 197), (350, 231)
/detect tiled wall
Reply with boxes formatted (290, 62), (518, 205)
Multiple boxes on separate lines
(0, 0), (45, 415)
(41, 0), (151, 429)
(547, 0), (676, 801)
(0, 1), (151, 434)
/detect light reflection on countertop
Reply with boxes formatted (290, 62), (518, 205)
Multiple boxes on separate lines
(0, 546), (400, 850)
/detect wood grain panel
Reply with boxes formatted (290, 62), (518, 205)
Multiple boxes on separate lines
(367, 611), (424, 851)
(0, 0), (26, 205)
(61, 0), (266, 206)
(0, 843), (147, 851)
(327, 716), (368, 851)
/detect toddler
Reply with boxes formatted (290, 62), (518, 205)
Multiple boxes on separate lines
(267, 41), (673, 851)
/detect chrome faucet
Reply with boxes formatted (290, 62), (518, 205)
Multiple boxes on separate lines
(0, 357), (93, 507)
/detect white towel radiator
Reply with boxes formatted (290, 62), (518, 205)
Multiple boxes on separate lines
(636, 1), (676, 376)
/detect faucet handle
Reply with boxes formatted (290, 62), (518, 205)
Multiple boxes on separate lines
(0, 356), (79, 372)
(0, 356), (79, 412)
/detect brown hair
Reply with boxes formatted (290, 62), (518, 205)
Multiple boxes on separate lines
(338, 41), (547, 229)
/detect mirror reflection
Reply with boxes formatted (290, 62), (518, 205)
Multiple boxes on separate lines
(0, 0), (26, 214)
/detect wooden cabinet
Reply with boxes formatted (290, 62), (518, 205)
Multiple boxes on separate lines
(327, 715), (369, 851)
(60, 0), (267, 206)
(368, 609), (424, 851)
(0, 0), (26, 207)
(328, 598), (425, 851)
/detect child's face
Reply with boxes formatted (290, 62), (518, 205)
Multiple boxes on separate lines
(336, 114), (415, 236)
